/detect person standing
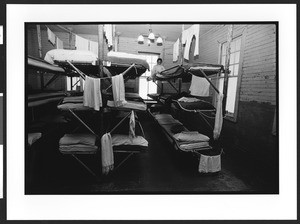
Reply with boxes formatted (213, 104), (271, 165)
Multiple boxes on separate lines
(148, 58), (165, 82)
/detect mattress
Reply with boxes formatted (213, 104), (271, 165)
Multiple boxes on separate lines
(107, 100), (147, 111)
(28, 96), (65, 108)
(57, 102), (93, 111)
(104, 92), (143, 102)
(44, 49), (98, 65)
(106, 51), (150, 71)
(28, 56), (65, 73)
(172, 98), (215, 111)
(155, 65), (185, 81)
(184, 63), (224, 77)
(59, 145), (98, 154)
(104, 52), (150, 78)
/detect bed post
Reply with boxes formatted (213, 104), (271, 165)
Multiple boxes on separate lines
(98, 25), (105, 78)
(180, 24), (185, 65)
(36, 25), (44, 90)
(222, 24), (234, 114)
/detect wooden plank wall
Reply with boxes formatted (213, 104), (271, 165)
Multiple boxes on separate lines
(195, 24), (276, 105)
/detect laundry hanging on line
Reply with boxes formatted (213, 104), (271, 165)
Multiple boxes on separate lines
(47, 27), (56, 46)
(173, 38), (180, 62)
(182, 24), (200, 60)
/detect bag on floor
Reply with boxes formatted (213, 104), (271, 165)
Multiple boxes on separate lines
(198, 149), (222, 173)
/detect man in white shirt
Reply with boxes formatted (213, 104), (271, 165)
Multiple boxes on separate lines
(148, 58), (165, 82)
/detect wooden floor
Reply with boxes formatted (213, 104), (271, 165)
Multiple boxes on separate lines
(26, 112), (278, 195)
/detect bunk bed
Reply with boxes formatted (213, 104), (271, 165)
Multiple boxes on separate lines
(147, 62), (225, 173)
(49, 49), (150, 177)
(44, 49), (149, 78)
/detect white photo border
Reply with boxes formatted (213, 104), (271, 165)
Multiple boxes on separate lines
(7, 4), (297, 220)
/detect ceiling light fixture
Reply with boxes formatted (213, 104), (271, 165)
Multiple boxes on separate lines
(137, 34), (144, 44)
(137, 25), (163, 46)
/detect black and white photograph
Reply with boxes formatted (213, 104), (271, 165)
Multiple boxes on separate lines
(5, 3), (297, 221)
(25, 22), (279, 195)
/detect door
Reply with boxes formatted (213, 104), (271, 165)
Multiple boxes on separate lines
(138, 53), (159, 99)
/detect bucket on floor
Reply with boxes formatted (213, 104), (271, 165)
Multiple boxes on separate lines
(198, 148), (223, 173)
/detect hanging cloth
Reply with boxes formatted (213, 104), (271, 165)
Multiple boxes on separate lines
(89, 40), (98, 56)
(56, 37), (64, 49)
(173, 38), (180, 62)
(129, 110), (136, 139)
(75, 35), (89, 51)
(103, 24), (113, 48)
(47, 28), (56, 46)
(111, 74), (127, 107)
(83, 76), (102, 111)
(181, 24), (200, 60)
(189, 75), (210, 96)
(101, 133), (114, 175)
(213, 94), (224, 140)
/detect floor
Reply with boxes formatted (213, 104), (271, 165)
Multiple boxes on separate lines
(26, 111), (279, 195)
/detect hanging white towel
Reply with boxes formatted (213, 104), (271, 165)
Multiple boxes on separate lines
(104, 24), (113, 48)
(89, 40), (99, 56)
(129, 110), (136, 139)
(75, 35), (89, 51)
(83, 76), (102, 111)
(213, 94), (224, 140)
(112, 74), (127, 107)
(56, 37), (63, 49)
(189, 75), (210, 96)
(173, 38), (180, 62)
(47, 28), (56, 46)
(101, 133), (114, 175)
(182, 24), (200, 60)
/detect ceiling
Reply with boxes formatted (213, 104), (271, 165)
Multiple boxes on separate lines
(47, 24), (215, 42)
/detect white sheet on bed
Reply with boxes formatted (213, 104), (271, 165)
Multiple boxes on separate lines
(44, 49), (98, 65)
(107, 100), (147, 111)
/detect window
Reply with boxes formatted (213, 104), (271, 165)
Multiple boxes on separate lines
(138, 53), (159, 99)
(66, 76), (83, 91)
(217, 36), (243, 119)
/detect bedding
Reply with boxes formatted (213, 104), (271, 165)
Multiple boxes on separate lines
(59, 133), (97, 146)
(59, 145), (98, 154)
(112, 134), (148, 147)
(57, 102), (93, 111)
(106, 51), (150, 71)
(59, 133), (98, 154)
(44, 49), (98, 65)
(28, 132), (42, 146)
(173, 131), (210, 142)
(154, 114), (211, 152)
(107, 100), (147, 111)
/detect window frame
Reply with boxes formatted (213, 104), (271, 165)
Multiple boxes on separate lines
(216, 27), (247, 122)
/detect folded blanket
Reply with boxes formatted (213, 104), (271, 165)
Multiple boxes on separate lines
(107, 100), (147, 111)
(59, 144), (98, 153)
(112, 134), (148, 147)
(59, 133), (97, 146)
(57, 103), (91, 111)
(28, 132), (42, 146)
(173, 131), (210, 142)
(178, 97), (201, 103)
(179, 141), (210, 151)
